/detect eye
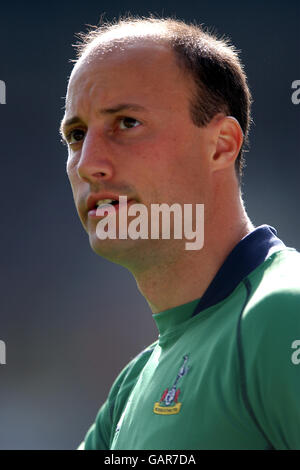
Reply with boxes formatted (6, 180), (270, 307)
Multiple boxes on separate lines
(117, 117), (141, 130)
(66, 128), (85, 145)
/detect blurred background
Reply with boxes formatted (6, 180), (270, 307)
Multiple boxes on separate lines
(0, 0), (299, 449)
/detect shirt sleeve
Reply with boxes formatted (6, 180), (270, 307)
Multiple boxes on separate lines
(81, 400), (112, 450)
(78, 342), (157, 450)
(241, 290), (300, 449)
(78, 361), (133, 450)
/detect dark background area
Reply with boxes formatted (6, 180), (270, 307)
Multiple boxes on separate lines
(0, 0), (299, 449)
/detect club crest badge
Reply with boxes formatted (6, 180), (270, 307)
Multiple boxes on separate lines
(153, 355), (189, 415)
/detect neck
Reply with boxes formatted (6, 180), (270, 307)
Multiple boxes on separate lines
(130, 187), (254, 314)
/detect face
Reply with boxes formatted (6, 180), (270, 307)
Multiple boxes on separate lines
(61, 40), (215, 271)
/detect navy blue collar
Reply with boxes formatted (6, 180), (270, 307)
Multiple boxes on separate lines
(191, 225), (286, 317)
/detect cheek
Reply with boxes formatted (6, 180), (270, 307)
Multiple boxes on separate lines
(66, 149), (81, 178)
(66, 150), (78, 173)
(66, 161), (80, 199)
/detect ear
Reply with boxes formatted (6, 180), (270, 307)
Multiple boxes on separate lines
(211, 116), (244, 172)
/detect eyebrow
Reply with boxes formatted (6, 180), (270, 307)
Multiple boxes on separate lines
(60, 103), (147, 138)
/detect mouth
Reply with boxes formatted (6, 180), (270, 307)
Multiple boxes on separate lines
(87, 198), (134, 218)
(96, 198), (119, 209)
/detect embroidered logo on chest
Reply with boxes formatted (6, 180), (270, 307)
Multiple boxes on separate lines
(153, 354), (189, 415)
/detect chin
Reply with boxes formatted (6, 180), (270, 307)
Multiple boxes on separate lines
(88, 232), (142, 266)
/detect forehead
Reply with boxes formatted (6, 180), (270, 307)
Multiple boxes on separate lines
(65, 40), (193, 117)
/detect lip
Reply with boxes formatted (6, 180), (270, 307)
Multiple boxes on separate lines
(86, 193), (127, 213)
(86, 194), (136, 219)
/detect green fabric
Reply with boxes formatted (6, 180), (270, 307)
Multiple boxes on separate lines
(82, 248), (300, 450)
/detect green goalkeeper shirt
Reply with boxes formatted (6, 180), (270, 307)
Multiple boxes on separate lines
(80, 225), (300, 450)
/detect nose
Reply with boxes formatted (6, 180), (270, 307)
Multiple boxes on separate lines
(77, 130), (114, 183)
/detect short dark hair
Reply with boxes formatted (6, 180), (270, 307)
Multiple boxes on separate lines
(74, 15), (252, 180)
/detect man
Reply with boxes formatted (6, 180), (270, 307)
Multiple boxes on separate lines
(60, 16), (300, 450)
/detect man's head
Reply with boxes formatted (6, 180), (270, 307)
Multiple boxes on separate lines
(60, 16), (251, 272)
(72, 16), (252, 176)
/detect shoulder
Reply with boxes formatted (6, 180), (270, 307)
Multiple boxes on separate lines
(103, 339), (158, 424)
(239, 248), (300, 365)
(106, 340), (158, 405)
(83, 340), (158, 450)
(236, 250), (300, 449)
(243, 248), (300, 324)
